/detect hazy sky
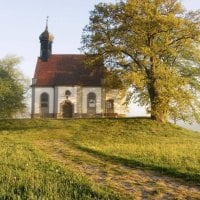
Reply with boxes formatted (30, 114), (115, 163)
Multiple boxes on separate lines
(0, 0), (199, 79)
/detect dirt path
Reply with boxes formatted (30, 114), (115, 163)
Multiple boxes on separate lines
(35, 140), (200, 200)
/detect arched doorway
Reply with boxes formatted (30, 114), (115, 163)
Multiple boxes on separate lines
(61, 101), (73, 118)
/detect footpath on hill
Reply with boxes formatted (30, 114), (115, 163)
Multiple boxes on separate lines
(34, 138), (200, 200)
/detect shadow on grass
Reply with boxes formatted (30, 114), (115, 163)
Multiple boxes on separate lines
(75, 144), (200, 185)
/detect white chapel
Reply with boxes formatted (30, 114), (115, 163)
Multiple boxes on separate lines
(31, 24), (126, 118)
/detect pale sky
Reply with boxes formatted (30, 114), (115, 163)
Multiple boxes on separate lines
(0, 0), (199, 127)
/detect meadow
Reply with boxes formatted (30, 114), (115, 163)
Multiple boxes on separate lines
(0, 118), (199, 199)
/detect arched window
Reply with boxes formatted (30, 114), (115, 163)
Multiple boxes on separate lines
(87, 92), (96, 114)
(106, 99), (114, 113)
(40, 93), (49, 117)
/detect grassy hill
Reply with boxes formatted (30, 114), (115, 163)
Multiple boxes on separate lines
(0, 118), (199, 199)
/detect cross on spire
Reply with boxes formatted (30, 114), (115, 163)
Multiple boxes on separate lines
(45, 16), (49, 31)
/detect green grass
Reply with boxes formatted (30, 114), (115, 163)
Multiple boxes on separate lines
(0, 118), (199, 198)
(70, 119), (200, 181)
(0, 124), (119, 199)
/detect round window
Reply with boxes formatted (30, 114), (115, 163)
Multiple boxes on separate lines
(65, 90), (71, 96)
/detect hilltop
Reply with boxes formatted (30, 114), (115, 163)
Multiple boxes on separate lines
(0, 118), (199, 199)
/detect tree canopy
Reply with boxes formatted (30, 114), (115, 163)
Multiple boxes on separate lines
(0, 56), (29, 118)
(81, 0), (200, 123)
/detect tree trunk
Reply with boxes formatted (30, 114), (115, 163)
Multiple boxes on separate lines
(150, 99), (168, 123)
(148, 82), (168, 123)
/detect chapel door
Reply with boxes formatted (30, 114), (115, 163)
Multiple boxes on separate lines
(62, 101), (73, 118)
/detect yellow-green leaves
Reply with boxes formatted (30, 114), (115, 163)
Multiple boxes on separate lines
(81, 0), (200, 123)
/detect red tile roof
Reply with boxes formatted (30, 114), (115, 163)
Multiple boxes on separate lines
(33, 54), (105, 86)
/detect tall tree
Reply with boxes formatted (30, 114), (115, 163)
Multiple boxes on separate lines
(81, 0), (200, 123)
(0, 56), (29, 118)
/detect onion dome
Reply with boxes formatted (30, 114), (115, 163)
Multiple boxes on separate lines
(39, 17), (54, 42)
(39, 29), (54, 42)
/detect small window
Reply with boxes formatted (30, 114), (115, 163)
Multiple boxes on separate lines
(106, 99), (114, 113)
(65, 90), (71, 97)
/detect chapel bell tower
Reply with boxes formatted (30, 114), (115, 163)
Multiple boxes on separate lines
(39, 17), (54, 61)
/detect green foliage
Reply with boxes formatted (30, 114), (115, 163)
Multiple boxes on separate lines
(0, 56), (29, 118)
(81, 0), (200, 122)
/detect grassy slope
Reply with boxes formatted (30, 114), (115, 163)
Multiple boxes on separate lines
(71, 119), (200, 182)
(0, 120), (118, 199)
(0, 118), (199, 199)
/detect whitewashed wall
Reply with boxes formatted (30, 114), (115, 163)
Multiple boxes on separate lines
(33, 86), (126, 116)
